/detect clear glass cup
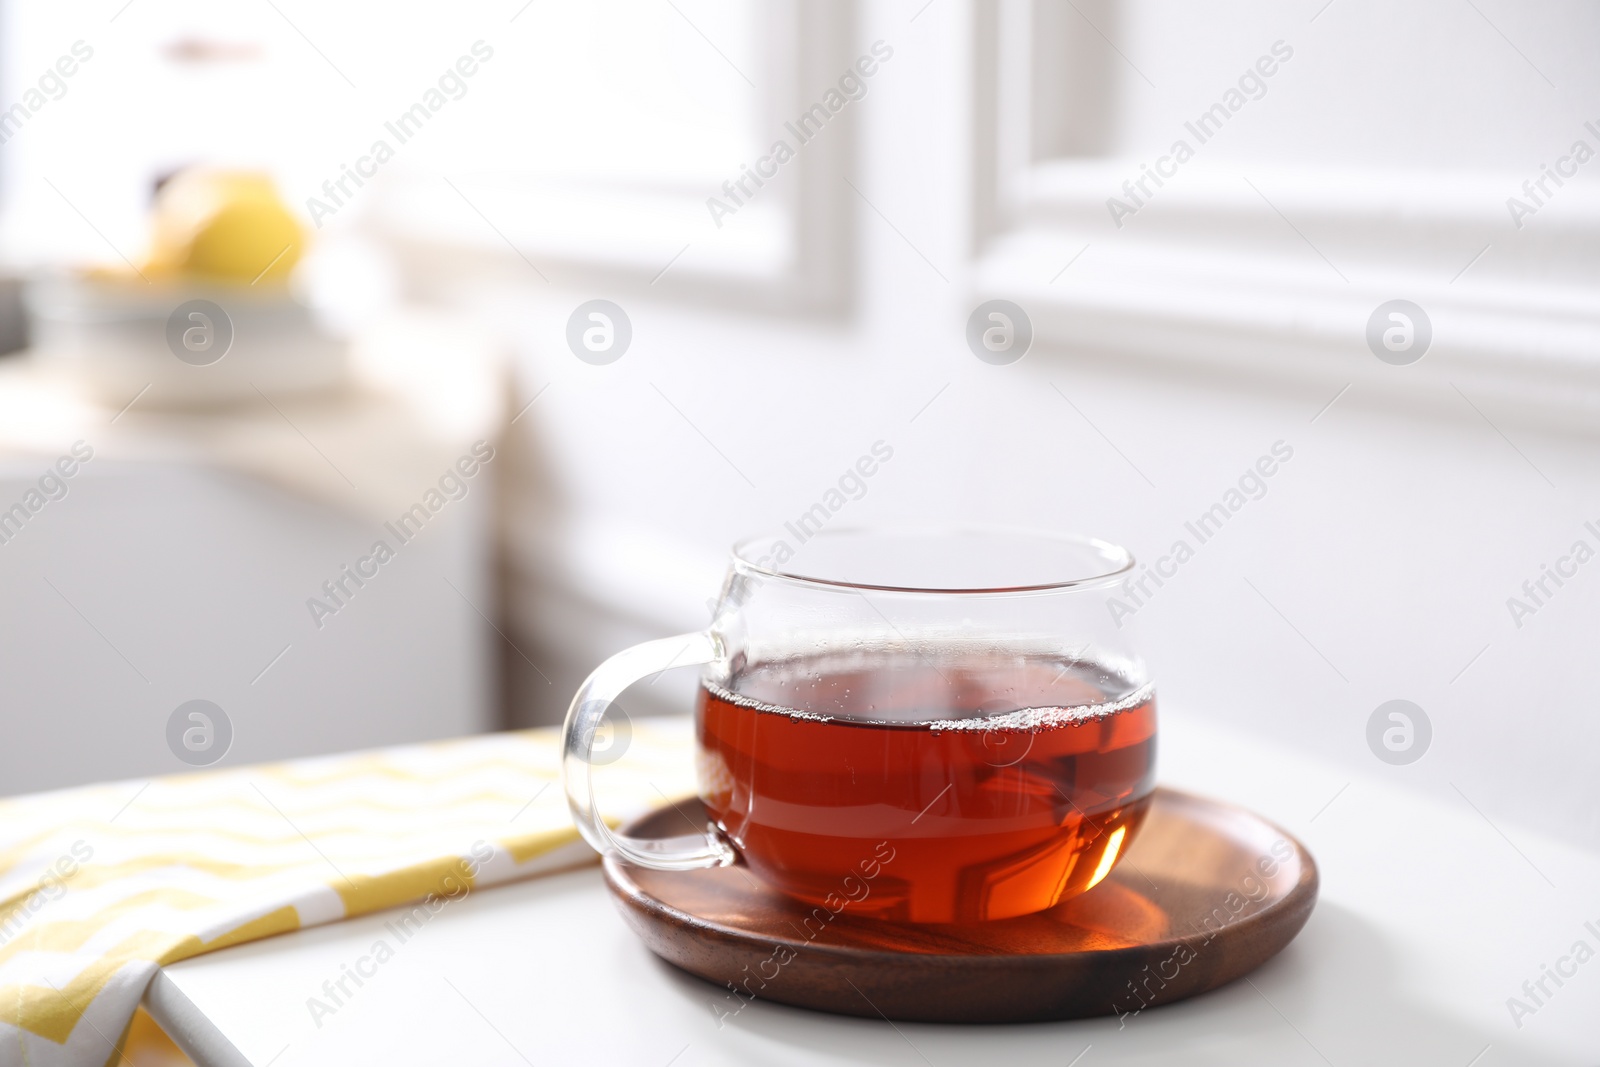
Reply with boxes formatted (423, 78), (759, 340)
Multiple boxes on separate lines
(563, 527), (1156, 923)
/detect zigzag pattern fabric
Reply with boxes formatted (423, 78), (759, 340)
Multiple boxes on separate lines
(0, 721), (694, 1066)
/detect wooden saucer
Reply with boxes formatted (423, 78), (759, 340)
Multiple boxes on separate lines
(603, 787), (1318, 1023)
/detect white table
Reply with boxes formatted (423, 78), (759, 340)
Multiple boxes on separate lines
(146, 712), (1600, 1066)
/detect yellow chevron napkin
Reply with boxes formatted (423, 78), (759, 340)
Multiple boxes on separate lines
(0, 719), (695, 1067)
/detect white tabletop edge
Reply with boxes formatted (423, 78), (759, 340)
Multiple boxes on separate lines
(144, 969), (255, 1067)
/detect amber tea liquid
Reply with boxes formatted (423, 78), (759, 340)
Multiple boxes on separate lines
(696, 650), (1156, 923)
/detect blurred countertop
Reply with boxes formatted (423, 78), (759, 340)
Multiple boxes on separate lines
(0, 308), (507, 521)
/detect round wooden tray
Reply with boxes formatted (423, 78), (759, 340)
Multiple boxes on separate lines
(603, 787), (1318, 1023)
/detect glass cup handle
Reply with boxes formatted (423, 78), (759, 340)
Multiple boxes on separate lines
(561, 631), (736, 870)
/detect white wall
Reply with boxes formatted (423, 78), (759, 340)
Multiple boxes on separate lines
(428, 2), (1600, 855)
(1108, 0), (1600, 171)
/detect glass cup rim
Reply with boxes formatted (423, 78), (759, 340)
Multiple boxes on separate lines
(728, 524), (1136, 596)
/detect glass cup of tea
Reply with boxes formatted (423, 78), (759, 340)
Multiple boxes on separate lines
(563, 527), (1156, 924)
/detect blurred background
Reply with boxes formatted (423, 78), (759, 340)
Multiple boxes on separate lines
(1, 0), (1597, 856)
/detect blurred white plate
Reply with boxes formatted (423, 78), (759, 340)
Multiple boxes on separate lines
(26, 275), (347, 408)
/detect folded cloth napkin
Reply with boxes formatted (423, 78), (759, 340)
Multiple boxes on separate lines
(0, 720), (695, 1067)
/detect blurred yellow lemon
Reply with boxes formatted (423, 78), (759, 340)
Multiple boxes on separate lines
(146, 170), (304, 285)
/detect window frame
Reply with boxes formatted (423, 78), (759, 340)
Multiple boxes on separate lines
(969, 0), (1600, 413)
(372, 0), (856, 316)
